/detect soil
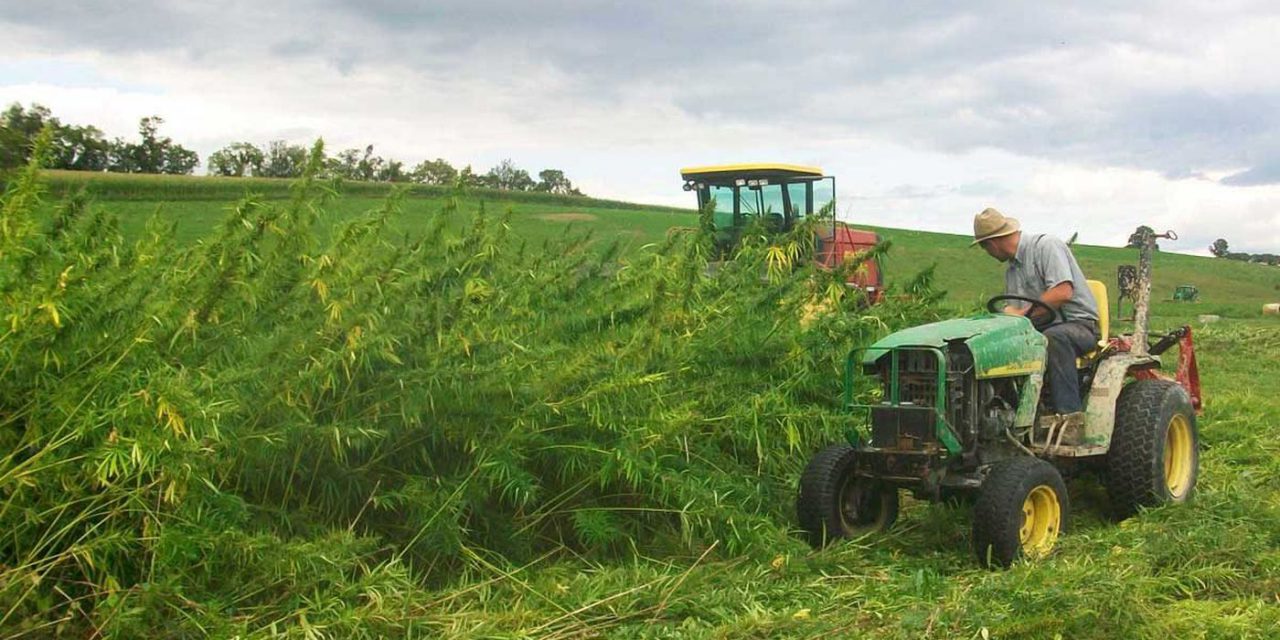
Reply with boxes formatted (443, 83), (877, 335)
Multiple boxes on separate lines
(536, 212), (598, 222)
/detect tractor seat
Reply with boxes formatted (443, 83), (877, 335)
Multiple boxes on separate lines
(1076, 279), (1110, 368)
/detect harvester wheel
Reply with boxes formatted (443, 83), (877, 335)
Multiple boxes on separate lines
(973, 457), (1069, 568)
(796, 444), (898, 547)
(1106, 379), (1199, 519)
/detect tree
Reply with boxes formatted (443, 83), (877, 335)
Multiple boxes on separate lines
(51, 124), (111, 171)
(356, 145), (384, 182)
(162, 144), (200, 175)
(377, 159), (408, 182)
(208, 142), (265, 177)
(1210, 238), (1229, 257)
(535, 168), (583, 195)
(106, 137), (136, 173)
(1, 103), (110, 172)
(456, 164), (486, 189)
(484, 158), (535, 191)
(0, 103), (53, 169)
(328, 145), (385, 181)
(328, 148), (361, 180)
(3, 104), (209, 175)
(260, 140), (309, 178)
(106, 116), (199, 174)
(134, 116), (167, 173)
(410, 158), (457, 185)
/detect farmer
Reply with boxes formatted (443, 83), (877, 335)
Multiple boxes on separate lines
(972, 208), (1100, 416)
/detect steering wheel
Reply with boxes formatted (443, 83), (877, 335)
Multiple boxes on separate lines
(986, 295), (1060, 331)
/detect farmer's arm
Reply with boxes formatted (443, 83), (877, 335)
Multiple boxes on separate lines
(1005, 281), (1073, 316)
(1038, 281), (1073, 311)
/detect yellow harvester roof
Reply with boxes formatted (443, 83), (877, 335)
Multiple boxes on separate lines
(680, 163), (824, 183)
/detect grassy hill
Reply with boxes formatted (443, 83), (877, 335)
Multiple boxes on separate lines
(41, 170), (1280, 320)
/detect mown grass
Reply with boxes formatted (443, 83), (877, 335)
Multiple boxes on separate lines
(2, 162), (1277, 638)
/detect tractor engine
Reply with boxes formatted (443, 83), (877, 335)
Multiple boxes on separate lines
(866, 343), (1022, 464)
(848, 314), (1048, 484)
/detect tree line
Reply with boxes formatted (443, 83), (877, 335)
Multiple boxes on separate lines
(1209, 238), (1279, 266)
(1125, 226), (1276, 265)
(0, 102), (585, 195)
(210, 142), (583, 194)
(0, 103), (199, 174)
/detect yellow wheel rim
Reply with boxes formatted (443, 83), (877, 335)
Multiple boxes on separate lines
(1164, 414), (1194, 499)
(1019, 485), (1061, 558)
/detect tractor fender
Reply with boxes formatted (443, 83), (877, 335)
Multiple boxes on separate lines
(1082, 354), (1160, 448)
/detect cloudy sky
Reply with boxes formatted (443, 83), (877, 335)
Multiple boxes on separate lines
(3, 1), (1280, 254)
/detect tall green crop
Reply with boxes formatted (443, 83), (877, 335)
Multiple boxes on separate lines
(0, 139), (942, 636)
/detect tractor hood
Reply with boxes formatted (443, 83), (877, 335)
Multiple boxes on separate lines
(861, 314), (1047, 379)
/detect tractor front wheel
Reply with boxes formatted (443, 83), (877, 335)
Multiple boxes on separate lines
(796, 444), (898, 547)
(1106, 379), (1199, 519)
(973, 457), (1069, 568)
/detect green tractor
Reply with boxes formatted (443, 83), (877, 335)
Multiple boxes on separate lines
(797, 232), (1203, 567)
(1173, 284), (1199, 302)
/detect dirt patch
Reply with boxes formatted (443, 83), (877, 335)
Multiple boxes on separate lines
(536, 212), (598, 222)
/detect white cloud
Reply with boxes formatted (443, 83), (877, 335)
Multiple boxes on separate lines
(3, 2), (1280, 254)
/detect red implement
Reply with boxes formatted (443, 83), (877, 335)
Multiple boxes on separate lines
(1174, 327), (1203, 412)
(816, 225), (883, 302)
(1110, 326), (1203, 414)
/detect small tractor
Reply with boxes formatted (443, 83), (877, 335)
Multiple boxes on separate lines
(680, 164), (884, 301)
(1173, 284), (1200, 302)
(797, 228), (1202, 567)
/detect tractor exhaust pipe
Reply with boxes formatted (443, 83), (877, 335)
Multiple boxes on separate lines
(1128, 227), (1177, 356)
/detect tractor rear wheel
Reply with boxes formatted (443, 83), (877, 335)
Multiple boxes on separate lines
(796, 444), (898, 547)
(973, 457), (1069, 568)
(1106, 379), (1199, 519)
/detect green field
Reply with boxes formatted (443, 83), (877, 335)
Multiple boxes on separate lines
(3, 168), (1278, 638)
(40, 169), (1280, 319)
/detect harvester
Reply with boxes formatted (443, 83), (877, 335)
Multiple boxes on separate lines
(679, 164), (884, 301)
(797, 227), (1202, 567)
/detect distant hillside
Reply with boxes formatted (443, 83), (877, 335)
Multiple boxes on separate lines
(33, 169), (690, 214)
(24, 169), (1280, 319)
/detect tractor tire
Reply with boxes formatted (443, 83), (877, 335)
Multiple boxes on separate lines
(796, 443), (898, 547)
(973, 457), (1069, 568)
(1106, 379), (1199, 519)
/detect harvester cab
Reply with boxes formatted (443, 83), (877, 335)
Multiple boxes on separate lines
(680, 164), (884, 300)
(798, 227), (1203, 568)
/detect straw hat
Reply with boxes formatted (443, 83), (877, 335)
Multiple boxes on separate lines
(970, 207), (1020, 245)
